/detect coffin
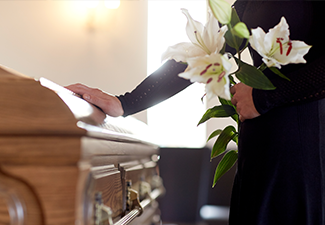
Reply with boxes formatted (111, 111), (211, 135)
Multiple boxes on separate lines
(0, 65), (164, 225)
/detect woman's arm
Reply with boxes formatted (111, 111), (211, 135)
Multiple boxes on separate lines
(253, 54), (325, 115)
(117, 60), (191, 116)
(66, 60), (191, 117)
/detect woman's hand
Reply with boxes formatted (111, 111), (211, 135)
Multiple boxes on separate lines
(230, 83), (260, 122)
(65, 83), (124, 117)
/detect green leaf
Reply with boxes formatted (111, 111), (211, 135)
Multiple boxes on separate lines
(213, 150), (238, 187)
(225, 27), (243, 51)
(232, 134), (238, 145)
(207, 129), (222, 142)
(211, 126), (237, 159)
(198, 105), (236, 126)
(269, 67), (291, 81)
(229, 75), (236, 85)
(218, 96), (232, 106)
(235, 58), (275, 90)
(224, 8), (243, 51)
(218, 97), (239, 123)
(231, 114), (239, 124)
(229, 6), (241, 27)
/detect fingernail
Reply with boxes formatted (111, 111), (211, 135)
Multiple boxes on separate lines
(83, 94), (90, 100)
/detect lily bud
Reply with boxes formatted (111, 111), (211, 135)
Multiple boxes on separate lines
(233, 22), (250, 39)
(209, 0), (232, 25)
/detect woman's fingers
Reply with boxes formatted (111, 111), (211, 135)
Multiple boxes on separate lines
(230, 85), (236, 95)
(65, 83), (124, 117)
(230, 85), (237, 106)
(230, 83), (260, 122)
(65, 83), (103, 100)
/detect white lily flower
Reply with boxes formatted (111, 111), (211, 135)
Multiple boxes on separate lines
(179, 53), (233, 100)
(249, 17), (312, 69)
(161, 8), (227, 63)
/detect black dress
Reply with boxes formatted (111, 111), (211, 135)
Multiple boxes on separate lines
(118, 1), (325, 224)
(230, 1), (325, 224)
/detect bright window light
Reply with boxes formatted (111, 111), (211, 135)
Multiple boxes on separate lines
(147, 1), (207, 148)
(104, 0), (120, 9)
(84, 0), (100, 8)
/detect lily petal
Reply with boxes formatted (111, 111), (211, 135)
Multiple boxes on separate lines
(181, 8), (206, 51)
(249, 16), (311, 69)
(269, 40), (311, 68)
(205, 75), (231, 100)
(203, 12), (228, 54)
(179, 53), (232, 100)
(264, 17), (290, 53)
(161, 42), (206, 62)
(162, 8), (227, 66)
(249, 27), (267, 58)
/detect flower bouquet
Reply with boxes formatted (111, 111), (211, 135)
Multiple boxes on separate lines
(162, 0), (311, 186)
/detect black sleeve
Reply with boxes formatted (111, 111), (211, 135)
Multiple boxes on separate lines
(117, 1), (248, 117)
(252, 1), (325, 115)
(117, 60), (191, 117)
(233, 0), (248, 20)
(253, 54), (325, 115)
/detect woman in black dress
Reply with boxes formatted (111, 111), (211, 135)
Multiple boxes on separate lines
(67, 1), (325, 224)
(229, 1), (325, 224)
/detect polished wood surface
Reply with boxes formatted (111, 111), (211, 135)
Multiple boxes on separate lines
(0, 67), (84, 136)
(0, 170), (43, 225)
(0, 65), (161, 225)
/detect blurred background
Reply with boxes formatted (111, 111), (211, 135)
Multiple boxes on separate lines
(0, 0), (240, 224)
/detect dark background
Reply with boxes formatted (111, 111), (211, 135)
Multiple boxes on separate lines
(157, 147), (237, 225)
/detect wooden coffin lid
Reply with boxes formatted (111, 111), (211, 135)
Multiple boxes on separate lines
(0, 65), (85, 136)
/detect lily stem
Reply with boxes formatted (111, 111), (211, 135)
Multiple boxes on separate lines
(258, 63), (268, 71)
